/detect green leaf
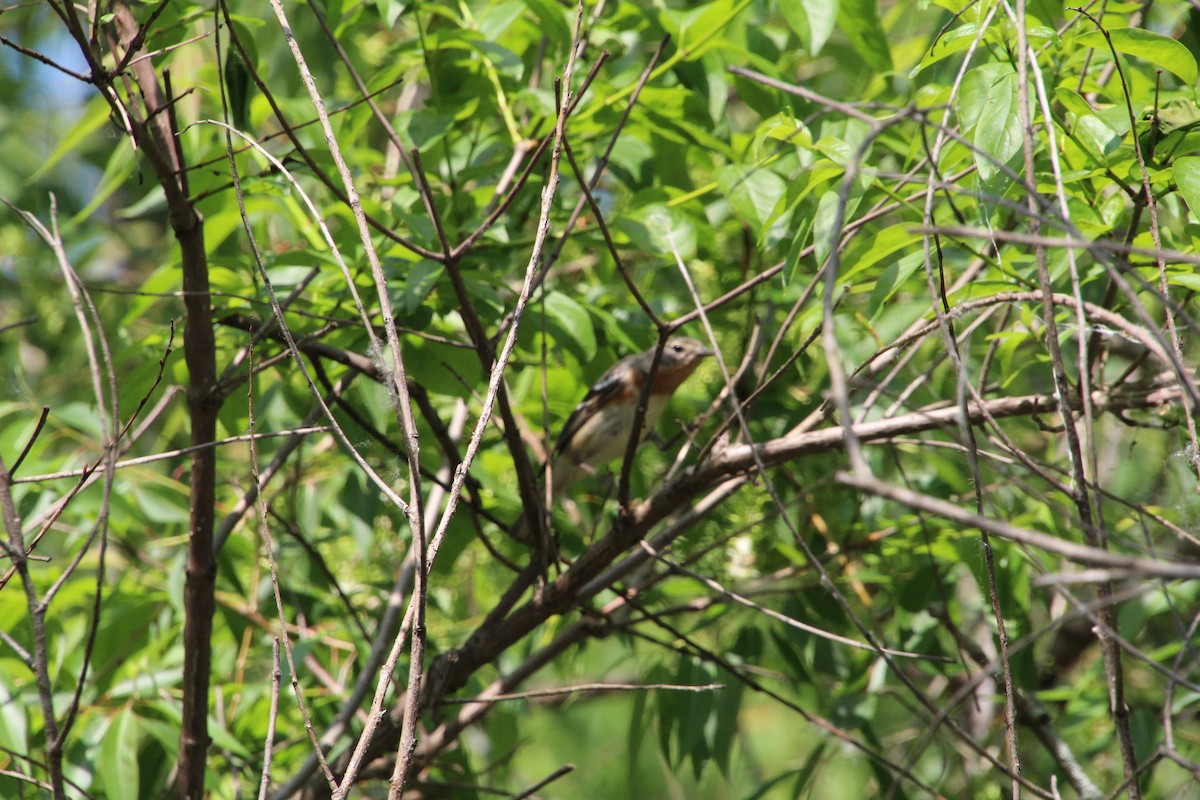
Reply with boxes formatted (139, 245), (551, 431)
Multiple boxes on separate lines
(868, 251), (926, 319)
(66, 144), (137, 229)
(912, 23), (980, 75)
(782, 0), (839, 56)
(403, 260), (442, 314)
(958, 63), (1021, 181)
(670, 0), (753, 58)
(402, 107), (471, 151)
(1054, 86), (1094, 121)
(838, 0), (892, 73)
(100, 708), (140, 800)
(114, 185), (168, 220)
(752, 112), (814, 157)
(207, 717), (253, 758)
(717, 164), (787, 239)
(381, 0), (408, 29)
(0, 674), (27, 753)
(738, 744), (827, 799)
(1073, 113), (1121, 159)
(1155, 99), (1200, 133)
(843, 223), (925, 282)
(709, 687), (737, 775)
(674, 661), (714, 779)
(1077, 27), (1198, 86)
(617, 203), (697, 259)
(650, 663), (676, 764)
(783, 215), (815, 286)
(264, 264), (317, 289)
(469, 39), (524, 80)
(1165, 270), (1200, 292)
(128, 481), (190, 525)
(1173, 156), (1200, 219)
(406, 338), (483, 397)
(543, 291), (597, 362)
(521, 0), (571, 52)
(789, 742), (829, 794)
(974, 74), (1021, 181)
(223, 47), (253, 131)
(813, 184), (864, 267)
(477, 0), (523, 40)
(106, 666), (185, 700)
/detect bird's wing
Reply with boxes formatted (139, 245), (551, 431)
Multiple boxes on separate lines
(552, 357), (637, 460)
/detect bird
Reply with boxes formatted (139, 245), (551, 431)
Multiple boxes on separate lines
(546, 335), (715, 495)
(511, 335), (714, 544)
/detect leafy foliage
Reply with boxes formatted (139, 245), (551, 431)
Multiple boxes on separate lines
(2, 0), (1200, 798)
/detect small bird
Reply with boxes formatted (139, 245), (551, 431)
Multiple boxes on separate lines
(547, 335), (714, 494)
(511, 336), (713, 544)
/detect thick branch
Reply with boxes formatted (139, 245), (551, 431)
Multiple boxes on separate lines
(105, 6), (217, 799)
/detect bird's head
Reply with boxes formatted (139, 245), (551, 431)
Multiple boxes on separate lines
(659, 336), (714, 370)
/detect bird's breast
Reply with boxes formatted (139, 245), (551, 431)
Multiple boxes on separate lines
(563, 393), (670, 468)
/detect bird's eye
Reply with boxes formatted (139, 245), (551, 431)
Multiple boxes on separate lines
(672, 343), (683, 352)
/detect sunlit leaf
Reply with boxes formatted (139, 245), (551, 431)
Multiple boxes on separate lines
(958, 63), (1022, 181)
(1077, 26), (1198, 86)
(100, 708), (140, 800)
(544, 290), (597, 362)
(1174, 156), (1200, 219)
(782, 0), (839, 56)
